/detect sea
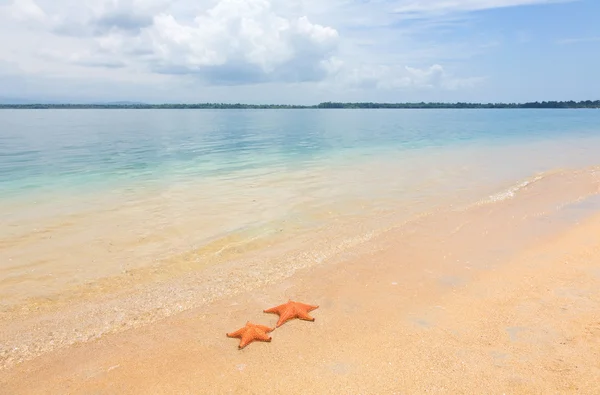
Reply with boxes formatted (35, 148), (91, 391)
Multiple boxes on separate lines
(1, 108), (600, 367)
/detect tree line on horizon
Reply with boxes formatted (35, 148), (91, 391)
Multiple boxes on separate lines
(0, 100), (599, 109)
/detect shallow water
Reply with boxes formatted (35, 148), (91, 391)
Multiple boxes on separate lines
(1, 109), (600, 368)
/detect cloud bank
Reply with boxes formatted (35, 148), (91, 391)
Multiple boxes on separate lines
(0, 0), (580, 101)
(9, 0), (341, 84)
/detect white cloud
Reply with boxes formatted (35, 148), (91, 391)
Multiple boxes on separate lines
(319, 56), (344, 76)
(393, 0), (574, 17)
(138, 4), (339, 81)
(339, 63), (483, 91)
(10, 0), (171, 35)
(10, 0), (48, 26)
(40, 48), (127, 69)
(9, 0), (340, 84)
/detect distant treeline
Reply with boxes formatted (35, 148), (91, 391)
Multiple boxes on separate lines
(317, 100), (600, 109)
(1, 100), (599, 109)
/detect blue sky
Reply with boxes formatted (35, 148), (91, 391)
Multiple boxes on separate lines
(0, 0), (598, 103)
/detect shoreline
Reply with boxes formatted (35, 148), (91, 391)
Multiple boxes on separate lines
(1, 166), (600, 393)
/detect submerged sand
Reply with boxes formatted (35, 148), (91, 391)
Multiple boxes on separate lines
(1, 168), (600, 394)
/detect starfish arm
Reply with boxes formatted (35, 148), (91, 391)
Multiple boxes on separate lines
(226, 328), (245, 338)
(263, 305), (285, 314)
(296, 310), (316, 321)
(296, 302), (319, 312)
(238, 334), (253, 349)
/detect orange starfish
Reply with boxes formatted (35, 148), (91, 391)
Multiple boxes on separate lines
(226, 322), (274, 349)
(264, 300), (319, 327)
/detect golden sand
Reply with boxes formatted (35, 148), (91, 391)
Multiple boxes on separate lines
(1, 168), (600, 394)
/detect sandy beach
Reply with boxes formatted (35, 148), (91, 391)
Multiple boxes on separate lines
(1, 167), (599, 394)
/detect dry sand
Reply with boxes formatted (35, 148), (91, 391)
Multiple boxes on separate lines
(1, 169), (600, 394)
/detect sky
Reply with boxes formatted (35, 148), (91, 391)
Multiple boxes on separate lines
(0, 0), (598, 104)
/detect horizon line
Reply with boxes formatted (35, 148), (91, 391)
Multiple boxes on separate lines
(1, 100), (600, 109)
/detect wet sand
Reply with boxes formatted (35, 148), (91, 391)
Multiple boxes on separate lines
(1, 168), (600, 394)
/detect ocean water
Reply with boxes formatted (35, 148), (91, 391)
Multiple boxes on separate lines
(1, 109), (599, 228)
(2, 108), (600, 291)
(2, 109), (599, 196)
(1, 109), (600, 367)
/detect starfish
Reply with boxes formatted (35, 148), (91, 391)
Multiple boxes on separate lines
(264, 300), (319, 327)
(226, 322), (274, 349)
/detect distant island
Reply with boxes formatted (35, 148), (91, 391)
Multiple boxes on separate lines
(1, 100), (599, 109)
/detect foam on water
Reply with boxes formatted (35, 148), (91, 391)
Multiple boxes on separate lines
(485, 175), (545, 203)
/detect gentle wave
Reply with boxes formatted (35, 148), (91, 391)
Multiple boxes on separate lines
(463, 166), (600, 213)
(475, 173), (547, 206)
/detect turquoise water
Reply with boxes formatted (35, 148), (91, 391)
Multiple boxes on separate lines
(2, 109), (600, 199)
